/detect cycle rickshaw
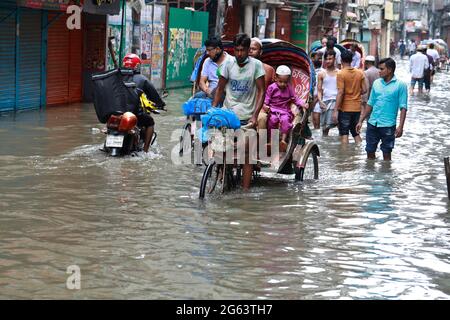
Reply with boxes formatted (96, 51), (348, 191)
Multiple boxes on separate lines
(198, 39), (320, 199)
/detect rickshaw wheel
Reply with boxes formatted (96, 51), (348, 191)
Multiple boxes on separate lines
(179, 123), (192, 157)
(199, 161), (221, 199)
(295, 149), (319, 181)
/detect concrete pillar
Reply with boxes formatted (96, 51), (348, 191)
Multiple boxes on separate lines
(386, 21), (391, 57)
(340, 1), (348, 42)
(216, 0), (226, 37)
(244, 4), (253, 36)
(370, 29), (379, 58)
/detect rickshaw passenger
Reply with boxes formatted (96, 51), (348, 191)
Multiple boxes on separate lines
(212, 33), (265, 191)
(249, 37), (275, 131)
(265, 65), (307, 152)
(196, 36), (233, 99)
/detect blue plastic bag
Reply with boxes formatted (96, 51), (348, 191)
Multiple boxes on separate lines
(197, 108), (241, 143)
(182, 98), (212, 116)
(201, 108), (241, 130)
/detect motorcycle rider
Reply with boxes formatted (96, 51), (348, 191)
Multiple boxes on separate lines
(122, 53), (166, 153)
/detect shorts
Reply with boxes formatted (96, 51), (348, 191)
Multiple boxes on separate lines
(338, 111), (360, 137)
(410, 77), (424, 89)
(137, 113), (155, 128)
(320, 100), (337, 129)
(365, 123), (396, 154)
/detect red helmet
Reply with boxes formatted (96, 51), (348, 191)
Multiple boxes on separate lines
(122, 53), (141, 70)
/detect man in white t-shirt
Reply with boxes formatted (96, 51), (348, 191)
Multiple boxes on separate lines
(426, 43), (440, 82)
(426, 43), (440, 65)
(350, 43), (361, 68)
(409, 46), (429, 94)
(213, 33), (265, 190)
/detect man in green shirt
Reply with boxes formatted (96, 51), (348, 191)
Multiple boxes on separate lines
(212, 33), (266, 190)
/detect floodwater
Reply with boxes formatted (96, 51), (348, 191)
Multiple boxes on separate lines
(0, 59), (449, 299)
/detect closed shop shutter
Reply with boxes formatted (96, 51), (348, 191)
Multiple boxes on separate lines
(69, 27), (83, 103)
(17, 8), (42, 110)
(47, 14), (69, 106)
(276, 9), (291, 42)
(83, 14), (106, 102)
(47, 13), (83, 106)
(0, 7), (16, 112)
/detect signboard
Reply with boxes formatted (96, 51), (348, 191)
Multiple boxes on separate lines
(19, 0), (121, 13)
(17, 0), (73, 10)
(405, 21), (416, 32)
(384, 1), (394, 21)
(367, 5), (381, 30)
(291, 5), (309, 51)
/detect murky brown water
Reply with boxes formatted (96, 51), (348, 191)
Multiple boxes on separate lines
(1, 60), (450, 299)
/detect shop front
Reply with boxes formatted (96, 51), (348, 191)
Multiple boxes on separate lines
(0, 0), (112, 112)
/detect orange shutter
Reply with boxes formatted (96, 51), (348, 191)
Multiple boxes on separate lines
(47, 13), (83, 106)
(69, 28), (83, 103)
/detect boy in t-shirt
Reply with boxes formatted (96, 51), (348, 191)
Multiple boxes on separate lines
(334, 50), (367, 144)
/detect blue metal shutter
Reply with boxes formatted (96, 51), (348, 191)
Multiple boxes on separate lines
(0, 7), (16, 112)
(17, 8), (42, 110)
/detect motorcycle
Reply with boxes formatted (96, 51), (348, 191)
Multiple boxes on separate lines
(93, 36), (161, 157)
(99, 87), (160, 157)
(102, 111), (144, 157)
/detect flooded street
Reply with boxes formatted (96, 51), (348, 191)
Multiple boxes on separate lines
(1, 59), (450, 299)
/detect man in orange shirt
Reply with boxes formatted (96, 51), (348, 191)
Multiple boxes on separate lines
(333, 50), (367, 144)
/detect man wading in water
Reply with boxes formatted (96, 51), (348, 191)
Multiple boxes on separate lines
(356, 58), (408, 161)
(212, 33), (265, 190)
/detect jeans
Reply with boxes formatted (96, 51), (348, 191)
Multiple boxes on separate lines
(365, 123), (396, 154)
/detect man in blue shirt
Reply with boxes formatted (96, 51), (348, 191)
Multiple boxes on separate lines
(196, 36), (232, 99)
(356, 58), (408, 161)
